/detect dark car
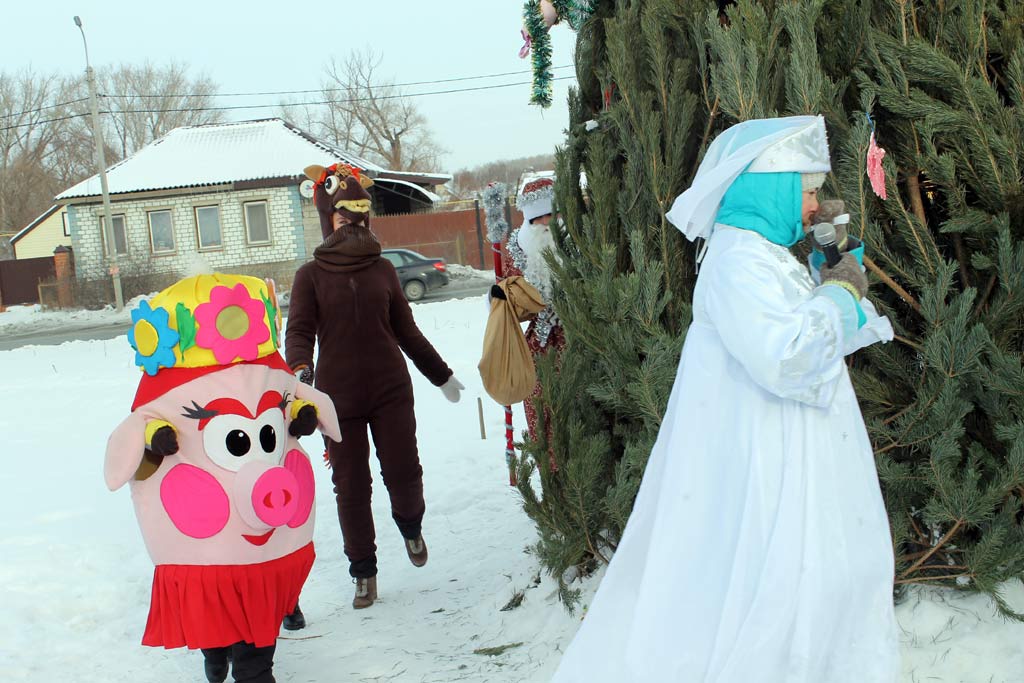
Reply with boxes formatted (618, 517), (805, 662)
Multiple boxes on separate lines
(381, 249), (450, 301)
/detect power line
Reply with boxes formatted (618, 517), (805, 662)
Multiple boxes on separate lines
(125, 65), (576, 99)
(0, 75), (577, 131)
(1, 65), (575, 119)
(1, 97), (90, 121)
(0, 111), (91, 131)
(103, 77), (577, 115)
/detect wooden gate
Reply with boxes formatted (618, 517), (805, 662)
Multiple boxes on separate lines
(0, 257), (55, 305)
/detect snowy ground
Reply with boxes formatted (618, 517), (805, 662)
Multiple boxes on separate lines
(3, 295), (1024, 682)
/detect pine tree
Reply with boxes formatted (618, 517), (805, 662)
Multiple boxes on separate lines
(516, 0), (1024, 615)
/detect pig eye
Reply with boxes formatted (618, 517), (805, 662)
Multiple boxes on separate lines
(252, 408), (286, 463)
(324, 175), (341, 195)
(202, 410), (287, 472)
(226, 429), (251, 457)
(203, 415), (257, 472)
(259, 424), (276, 453)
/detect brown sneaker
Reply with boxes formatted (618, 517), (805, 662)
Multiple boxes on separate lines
(353, 576), (377, 609)
(405, 535), (428, 567)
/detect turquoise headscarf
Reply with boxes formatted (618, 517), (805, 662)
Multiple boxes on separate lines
(715, 171), (804, 247)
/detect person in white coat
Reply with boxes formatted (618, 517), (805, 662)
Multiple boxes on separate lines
(551, 116), (900, 682)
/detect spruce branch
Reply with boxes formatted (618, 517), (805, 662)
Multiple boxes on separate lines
(899, 518), (964, 579)
(864, 255), (922, 314)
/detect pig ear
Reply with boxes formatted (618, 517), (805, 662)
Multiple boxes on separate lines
(105, 411), (147, 491)
(294, 383), (341, 442)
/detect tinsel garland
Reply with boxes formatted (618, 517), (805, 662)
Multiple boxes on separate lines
(524, 0), (553, 107)
(483, 183), (510, 243)
(523, 0), (596, 107)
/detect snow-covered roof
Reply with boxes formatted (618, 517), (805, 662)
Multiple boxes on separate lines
(56, 118), (448, 200)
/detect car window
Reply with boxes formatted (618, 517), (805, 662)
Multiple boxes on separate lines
(382, 252), (404, 267)
(404, 250), (427, 262)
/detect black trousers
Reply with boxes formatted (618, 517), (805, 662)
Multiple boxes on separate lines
(202, 642), (276, 683)
(328, 388), (426, 579)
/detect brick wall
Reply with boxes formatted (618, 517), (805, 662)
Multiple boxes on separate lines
(67, 185), (305, 282)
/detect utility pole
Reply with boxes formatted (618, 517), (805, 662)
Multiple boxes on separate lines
(74, 15), (123, 311)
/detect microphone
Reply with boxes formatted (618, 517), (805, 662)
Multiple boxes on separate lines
(812, 222), (843, 268)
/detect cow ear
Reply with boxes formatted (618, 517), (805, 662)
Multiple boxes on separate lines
(105, 411), (147, 491)
(294, 383), (341, 443)
(304, 165), (326, 182)
(359, 175), (374, 189)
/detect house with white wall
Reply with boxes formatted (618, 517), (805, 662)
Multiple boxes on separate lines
(55, 118), (448, 288)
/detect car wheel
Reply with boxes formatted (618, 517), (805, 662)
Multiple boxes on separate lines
(403, 279), (426, 301)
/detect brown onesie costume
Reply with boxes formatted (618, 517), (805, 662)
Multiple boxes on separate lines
(285, 164), (453, 583)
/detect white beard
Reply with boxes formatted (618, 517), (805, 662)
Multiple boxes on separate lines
(516, 221), (559, 298)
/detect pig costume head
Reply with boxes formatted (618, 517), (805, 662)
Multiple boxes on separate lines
(106, 273), (340, 649)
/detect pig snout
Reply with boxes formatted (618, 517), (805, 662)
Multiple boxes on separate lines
(233, 461), (299, 530)
(251, 467), (299, 527)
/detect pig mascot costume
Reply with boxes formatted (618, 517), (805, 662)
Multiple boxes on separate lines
(105, 273), (341, 683)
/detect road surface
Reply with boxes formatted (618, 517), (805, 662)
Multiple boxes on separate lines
(0, 280), (490, 352)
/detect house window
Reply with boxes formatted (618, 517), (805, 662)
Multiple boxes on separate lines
(100, 213), (128, 256)
(243, 201), (271, 245)
(195, 205), (222, 249)
(62, 212), (70, 237)
(148, 210), (175, 254)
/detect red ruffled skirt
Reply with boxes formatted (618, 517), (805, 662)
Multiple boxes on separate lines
(142, 543), (314, 650)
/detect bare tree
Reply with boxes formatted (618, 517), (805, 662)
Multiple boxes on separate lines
(0, 62), (222, 236)
(0, 69), (79, 234)
(449, 154), (556, 199)
(286, 48), (445, 172)
(97, 61), (223, 160)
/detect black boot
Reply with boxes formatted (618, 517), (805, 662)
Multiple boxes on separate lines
(282, 603), (305, 631)
(201, 647), (230, 683)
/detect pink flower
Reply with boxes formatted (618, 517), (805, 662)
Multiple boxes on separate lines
(867, 132), (888, 200)
(194, 284), (270, 365)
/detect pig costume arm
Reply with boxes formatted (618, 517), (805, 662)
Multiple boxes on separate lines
(105, 381), (340, 491)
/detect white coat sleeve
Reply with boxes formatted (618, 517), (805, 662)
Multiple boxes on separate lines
(704, 248), (853, 408)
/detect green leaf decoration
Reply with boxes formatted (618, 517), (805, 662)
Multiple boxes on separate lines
(176, 303), (197, 354)
(261, 292), (279, 349)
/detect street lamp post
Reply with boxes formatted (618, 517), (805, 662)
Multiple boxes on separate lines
(74, 15), (124, 311)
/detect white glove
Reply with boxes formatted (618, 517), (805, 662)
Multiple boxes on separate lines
(440, 376), (465, 403)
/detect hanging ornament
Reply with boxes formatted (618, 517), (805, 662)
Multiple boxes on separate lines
(865, 114), (888, 200)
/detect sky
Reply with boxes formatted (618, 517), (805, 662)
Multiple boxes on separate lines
(1, 1), (579, 172)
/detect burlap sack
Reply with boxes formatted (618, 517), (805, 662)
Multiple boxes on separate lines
(478, 276), (546, 405)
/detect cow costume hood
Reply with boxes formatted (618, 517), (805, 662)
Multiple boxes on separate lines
(105, 273), (340, 650)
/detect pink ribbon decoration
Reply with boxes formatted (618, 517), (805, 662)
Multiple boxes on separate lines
(867, 132), (888, 200)
(519, 27), (532, 59)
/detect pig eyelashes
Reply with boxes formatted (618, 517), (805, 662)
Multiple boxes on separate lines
(202, 408), (287, 473)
